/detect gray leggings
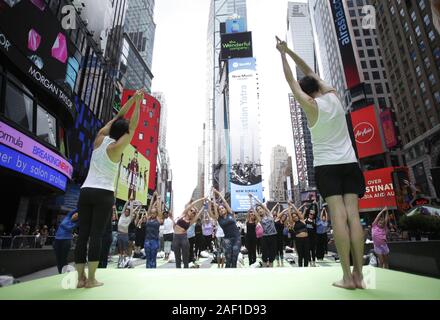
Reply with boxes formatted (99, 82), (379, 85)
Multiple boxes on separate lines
(173, 233), (190, 268)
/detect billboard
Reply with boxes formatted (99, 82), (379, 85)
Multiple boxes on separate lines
(0, 120), (73, 179)
(0, 144), (67, 191)
(350, 105), (385, 159)
(121, 90), (160, 191)
(228, 58), (263, 211)
(300, 190), (318, 203)
(0, 0), (79, 116)
(225, 18), (247, 34)
(114, 144), (150, 205)
(220, 32), (253, 61)
(380, 109), (398, 149)
(359, 167), (397, 211)
(329, 0), (361, 89)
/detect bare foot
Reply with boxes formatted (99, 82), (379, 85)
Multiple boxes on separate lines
(332, 277), (356, 290)
(352, 271), (366, 289)
(85, 279), (104, 288)
(77, 276), (87, 289)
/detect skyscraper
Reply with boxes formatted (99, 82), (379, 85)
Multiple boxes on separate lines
(309, 0), (347, 101)
(269, 146), (290, 202)
(123, 0), (156, 90)
(287, 2), (316, 190)
(205, 0), (248, 195)
(373, 0), (440, 197)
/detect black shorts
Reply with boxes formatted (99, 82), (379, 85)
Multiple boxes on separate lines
(315, 162), (366, 200)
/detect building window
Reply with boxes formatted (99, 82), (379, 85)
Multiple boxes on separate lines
(424, 14), (430, 26)
(434, 91), (440, 103)
(429, 74), (437, 85)
(36, 105), (57, 147)
(411, 11), (417, 22)
(425, 98), (431, 110)
(415, 26), (421, 37)
(359, 50), (365, 58)
(372, 71), (380, 79)
(429, 30), (436, 42)
(149, 111), (153, 118)
(420, 81), (426, 93)
(150, 136), (154, 143)
(5, 83), (34, 132)
(416, 65), (422, 77)
(139, 133), (144, 140)
(370, 60), (378, 68)
(418, 0), (426, 10)
(146, 149), (151, 157)
(144, 120), (148, 127)
(424, 56), (431, 69)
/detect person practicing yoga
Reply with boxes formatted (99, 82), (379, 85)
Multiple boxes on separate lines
(74, 89), (144, 288)
(277, 37), (366, 289)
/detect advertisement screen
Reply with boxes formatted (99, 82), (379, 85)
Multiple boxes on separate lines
(0, 120), (73, 178)
(0, 0), (79, 115)
(228, 58), (263, 211)
(221, 32), (253, 61)
(329, 0), (361, 89)
(114, 144), (150, 205)
(359, 167), (397, 211)
(0, 144), (67, 191)
(300, 190), (318, 203)
(380, 109), (398, 149)
(225, 18), (247, 34)
(350, 105), (385, 159)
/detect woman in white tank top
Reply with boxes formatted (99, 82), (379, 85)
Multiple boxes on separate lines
(74, 89), (144, 289)
(276, 37), (366, 290)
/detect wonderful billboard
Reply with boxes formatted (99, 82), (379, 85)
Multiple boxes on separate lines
(220, 32), (253, 61)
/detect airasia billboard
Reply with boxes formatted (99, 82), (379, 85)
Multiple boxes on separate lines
(359, 167), (397, 211)
(350, 105), (385, 159)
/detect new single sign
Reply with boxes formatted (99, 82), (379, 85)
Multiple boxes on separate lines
(359, 167), (397, 211)
(350, 105), (385, 159)
(220, 32), (253, 60)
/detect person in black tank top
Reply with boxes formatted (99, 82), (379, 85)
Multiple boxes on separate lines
(288, 202), (309, 267)
(172, 197), (206, 268)
(208, 189), (241, 268)
(305, 205), (318, 267)
(245, 209), (258, 266)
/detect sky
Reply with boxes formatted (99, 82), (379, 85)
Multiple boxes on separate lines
(152, 0), (308, 214)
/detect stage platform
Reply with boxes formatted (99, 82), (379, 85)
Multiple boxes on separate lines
(1, 267), (439, 300)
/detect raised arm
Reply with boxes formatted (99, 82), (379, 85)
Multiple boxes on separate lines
(97, 91), (141, 137)
(214, 189), (232, 214)
(278, 37), (335, 94)
(270, 203), (280, 216)
(276, 38), (318, 118)
(148, 192), (158, 215)
(251, 194), (270, 215)
(373, 207), (388, 225)
(182, 197), (206, 218)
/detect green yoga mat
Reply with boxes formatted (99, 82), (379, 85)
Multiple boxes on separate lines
(1, 267), (439, 300)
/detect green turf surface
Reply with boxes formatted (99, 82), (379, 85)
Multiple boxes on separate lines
(1, 267), (439, 300)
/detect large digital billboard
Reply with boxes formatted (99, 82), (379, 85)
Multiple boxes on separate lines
(350, 105), (385, 159)
(228, 58), (263, 211)
(114, 144), (150, 205)
(0, 120), (73, 179)
(0, 0), (80, 116)
(329, 0), (361, 89)
(220, 32), (253, 61)
(0, 144), (67, 191)
(359, 167), (397, 212)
